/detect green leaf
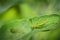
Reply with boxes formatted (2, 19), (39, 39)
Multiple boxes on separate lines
(29, 14), (60, 31)
(18, 14), (60, 40)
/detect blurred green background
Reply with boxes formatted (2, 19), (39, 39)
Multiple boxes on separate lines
(0, 0), (60, 40)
